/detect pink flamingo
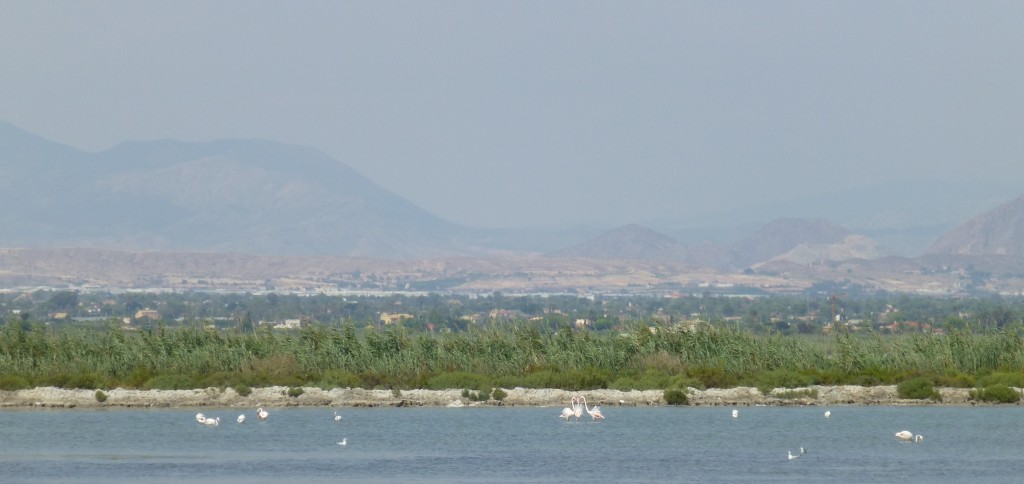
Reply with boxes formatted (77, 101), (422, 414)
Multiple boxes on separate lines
(560, 396), (578, 421)
(579, 395), (605, 421)
(573, 395), (583, 422)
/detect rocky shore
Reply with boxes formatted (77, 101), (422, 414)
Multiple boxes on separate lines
(0, 385), (996, 409)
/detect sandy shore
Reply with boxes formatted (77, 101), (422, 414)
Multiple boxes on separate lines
(0, 385), (998, 409)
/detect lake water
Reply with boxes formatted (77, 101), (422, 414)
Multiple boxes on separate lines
(1, 405), (1022, 483)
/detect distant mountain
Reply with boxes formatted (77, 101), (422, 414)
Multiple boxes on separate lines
(926, 195), (1024, 257)
(729, 218), (852, 268)
(649, 179), (1024, 256)
(547, 224), (689, 261)
(756, 234), (883, 267)
(8, 119), (1023, 272)
(0, 121), (472, 258)
(545, 224), (733, 270)
(548, 219), (882, 271)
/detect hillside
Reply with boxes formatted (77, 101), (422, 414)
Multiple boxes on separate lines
(729, 218), (852, 268)
(547, 220), (873, 271)
(0, 122), (471, 258)
(547, 224), (689, 261)
(926, 195), (1024, 257)
(8, 120), (1024, 296)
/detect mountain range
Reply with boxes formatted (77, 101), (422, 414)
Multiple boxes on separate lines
(3, 120), (1024, 295)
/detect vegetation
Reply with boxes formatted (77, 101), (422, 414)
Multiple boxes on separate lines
(0, 374), (30, 391)
(970, 384), (1021, 404)
(663, 389), (689, 405)
(94, 390), (107, 403)
(461, 388), (489, 402)
(897, 377), (941, 401)
(14, 290), (1024, 337)
(6, 317), (1024, 393)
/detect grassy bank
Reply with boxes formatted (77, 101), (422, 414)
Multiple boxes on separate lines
(3, 322), (1024, 394)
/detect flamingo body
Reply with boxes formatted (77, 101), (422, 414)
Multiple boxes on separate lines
(561, 396), (580, 422)
(579, 396), (605, 421)
(257, 407), (269, 421)
(895, 430), (923, 442)
(237, 414), (245, 423)
(560, 406), (573, 421)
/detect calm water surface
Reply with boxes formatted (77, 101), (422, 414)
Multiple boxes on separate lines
(2, 405), (1023, 483)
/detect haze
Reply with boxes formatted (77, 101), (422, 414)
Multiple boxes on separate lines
(3, 1), (1023, 230)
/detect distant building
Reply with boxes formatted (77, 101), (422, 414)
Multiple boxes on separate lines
(379, 312), (414, 325)
(488, 309), (523, 321)
(134, 309), (160, 320)
(272, 319), (303, 330)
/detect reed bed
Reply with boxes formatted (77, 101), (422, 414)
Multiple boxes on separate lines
(2, 321), (1024, 391)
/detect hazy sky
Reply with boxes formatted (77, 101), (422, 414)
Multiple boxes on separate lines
(3, 1), (1023, 229)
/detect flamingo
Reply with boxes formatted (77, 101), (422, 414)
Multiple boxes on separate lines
(257, 407), (269, 421)
(334, 411), (342, 422)
(824, 410), (831, 419)
(573, 396), (583, 422)
(895, 430), (923, 442)
(337, 438), (347, 446)
(788, 447), (806, 460)
(203, 416), (220, 426)
(195, 412), (206, 423)
(237, 414), (246, 424)
(560, 396), (577, 421)
(579, 396), (605, 421)
(731, 409), (739, 419)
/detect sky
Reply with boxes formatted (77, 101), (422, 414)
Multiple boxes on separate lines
(2, 1), (1024, 229)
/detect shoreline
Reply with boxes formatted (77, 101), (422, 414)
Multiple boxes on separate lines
(0, 385), (1002, 409)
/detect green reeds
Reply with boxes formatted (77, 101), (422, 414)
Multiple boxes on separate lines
(5, 320), (1024, 392)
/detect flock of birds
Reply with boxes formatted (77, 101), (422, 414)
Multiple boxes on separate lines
(195, 406), (270, 427)
(195, 407), (347, 446)
(193, 399), (927, 459)
(559, 399), (924, 461)
(728, 407), (924, 461)
(559, 395), (605, 422)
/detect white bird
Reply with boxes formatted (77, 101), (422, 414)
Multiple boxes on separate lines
(203, 416), (220, 426)
(579, 396), (605, 421)
(788, 447), (806, 460)
(195, 412), (206, 423)
(731, 409), (739, 419)
(895, 430), (923, 442)
(337, 438), (347, 446)
(237, 414), (246, 424)
(560, 407), (573, 421)
(824, 410), (831, 418)
(560, 396), (578, 421)
(334, 411), (342, 422)
(257, 407), (269, 421)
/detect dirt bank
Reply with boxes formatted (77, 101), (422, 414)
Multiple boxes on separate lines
(0, 385), (992, 409)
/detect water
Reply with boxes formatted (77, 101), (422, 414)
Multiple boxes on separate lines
(1, 405), (1022, 483)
